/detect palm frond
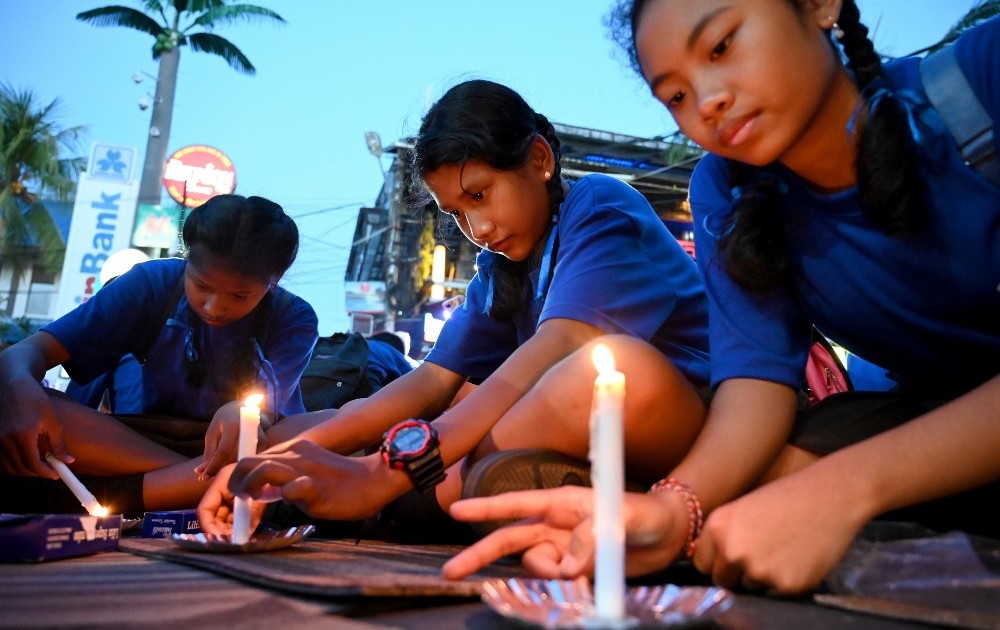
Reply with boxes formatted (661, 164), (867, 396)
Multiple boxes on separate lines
(904, 0), (1000, 56)
(0, 85), (84, 201)
(190, 4), (285, 30)
(0, 195), (33, 251)
(76, 6), (165, 36)
(22, 200), (66, 273)
(186, 32), (255, 75)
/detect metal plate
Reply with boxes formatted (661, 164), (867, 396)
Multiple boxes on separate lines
(170, 525), (315, 554)
(481, 577), (734, 629)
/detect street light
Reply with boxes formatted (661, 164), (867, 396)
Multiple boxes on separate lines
(365, 131), (387, 180)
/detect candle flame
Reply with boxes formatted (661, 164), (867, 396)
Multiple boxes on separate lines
(90, 505), (110, 517)
(244, 393), (264, 408)
(592, 343), (616, 374)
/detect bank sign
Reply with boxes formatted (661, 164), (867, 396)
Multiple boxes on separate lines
(51, 143), (139, 319)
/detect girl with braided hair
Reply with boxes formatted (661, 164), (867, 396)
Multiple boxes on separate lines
(198, 79), (710, 534)
(440, 0), (1000, 596)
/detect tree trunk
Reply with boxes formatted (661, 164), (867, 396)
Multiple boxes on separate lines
(137, 47), (181, 209)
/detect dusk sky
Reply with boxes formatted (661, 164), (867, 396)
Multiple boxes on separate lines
(2, 1), (977, 332)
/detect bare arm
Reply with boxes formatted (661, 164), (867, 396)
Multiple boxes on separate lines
(294, 317), (603, 464)
(672, 378), (800, 512)
(427, 317), (604, 468)
(201, 317), (606, 525)
(693, 374), (1000, 594)
(0, 332), (72, 476)
(294, 360), (468, 454)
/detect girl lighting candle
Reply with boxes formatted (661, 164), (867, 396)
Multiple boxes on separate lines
(231, 393), (263, 544)
(44, 453), (110, 517)
(589, 344), (626, 620)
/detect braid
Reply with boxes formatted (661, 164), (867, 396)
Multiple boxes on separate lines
(718, 163), (792, 289)
(838, 0), (927, 233)
(534, 112), (567, 213)
(836, 2), (880, 86)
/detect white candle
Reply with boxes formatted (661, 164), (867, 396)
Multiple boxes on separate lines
(231, 393), (263, 544)
(44, 453), (109, 517)
(589, 344), (626, 620)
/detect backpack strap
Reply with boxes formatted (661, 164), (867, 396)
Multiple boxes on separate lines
(920, 45), (1000, 187)
(134, 274), (185, 366)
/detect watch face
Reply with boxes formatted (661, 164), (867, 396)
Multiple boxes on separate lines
(394, 425), (427, 453)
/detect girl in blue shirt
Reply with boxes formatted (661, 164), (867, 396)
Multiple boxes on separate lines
(0, 194), (318, 514)
(442, 2), (1000, 595)
(199, 79), (710, 531)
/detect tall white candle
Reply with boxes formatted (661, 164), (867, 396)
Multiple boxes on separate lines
(231, 393), (263, 544)
(589, 344), (626, 620)
(44, 453), (109, 517)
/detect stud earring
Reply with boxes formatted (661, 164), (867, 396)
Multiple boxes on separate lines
(544, 171), (551, 181)
(831, 20), (844, 40)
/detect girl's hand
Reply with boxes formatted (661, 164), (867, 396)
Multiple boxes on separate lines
(196, 401), (267, 480)
(196, 463), (268, 536)
(0, 383), (66, 479)
(442, 486), (687, 580)
(692, 469), (866, 596)
(207, 439), (401, 522)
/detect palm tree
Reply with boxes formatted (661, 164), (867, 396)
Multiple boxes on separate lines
(905, 0), (1000, 56)
(0, 84), (85, 313)
(76, 1), (285, 210)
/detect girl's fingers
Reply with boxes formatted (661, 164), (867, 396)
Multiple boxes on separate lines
(450, 486), (591, 524)
(232, 459), (302, 498)
(523, 537), (574, 578)
(442, 519), (548, 580)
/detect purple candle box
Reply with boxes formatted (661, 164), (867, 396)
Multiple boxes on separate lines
(141, 509), (201, 538)
(0, 513), (122, 563)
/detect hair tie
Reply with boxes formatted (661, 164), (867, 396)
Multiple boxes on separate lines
(848, 83), (932, 146)
(702, 213), (736, 240)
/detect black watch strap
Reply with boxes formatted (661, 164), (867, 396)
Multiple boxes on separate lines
(406, 445), (446, 493)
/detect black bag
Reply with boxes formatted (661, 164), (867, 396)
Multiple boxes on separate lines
(299, 332), (377, 411)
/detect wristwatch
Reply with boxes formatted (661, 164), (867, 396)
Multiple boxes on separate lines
(380, 419), (447, 493)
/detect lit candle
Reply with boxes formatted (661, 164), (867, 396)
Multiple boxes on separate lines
(231, 393), (263, 544)
(589, 344), (626, 620)
(44, 453), (110, 517)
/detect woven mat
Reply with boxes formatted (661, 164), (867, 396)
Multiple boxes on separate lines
(120, 536), (525, 599)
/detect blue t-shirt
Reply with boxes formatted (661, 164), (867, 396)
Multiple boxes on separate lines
(426, 173), (711, 387)
(44, 258), (319, 419)
(689, 18), (1000, 397)
(366, 338), (414, 387)
(65, 354), (144, 413)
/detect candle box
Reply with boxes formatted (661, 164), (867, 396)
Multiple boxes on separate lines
(0, 513), (122, 563)
(141, 509), (201, 538)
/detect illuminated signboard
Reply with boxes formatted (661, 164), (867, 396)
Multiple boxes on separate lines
(161, 144), (237, 208)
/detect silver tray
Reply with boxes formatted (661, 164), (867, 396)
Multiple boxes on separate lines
(481, 577), (734, 629)
(170, 524), (315, 553)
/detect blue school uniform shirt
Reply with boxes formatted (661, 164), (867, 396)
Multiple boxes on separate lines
(65, 354), (144, 412)
(689, 18), (1000, 398)
(425, 173), (711, 387)
(365, 338), (414, 387)
(44, 258), (319, 419)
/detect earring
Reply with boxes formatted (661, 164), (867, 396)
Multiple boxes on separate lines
(544, 171), (551, 181)
(830, 19), (844, 40)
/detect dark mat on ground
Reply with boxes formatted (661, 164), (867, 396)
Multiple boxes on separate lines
(121, 536), (526, 599)
(818, 521), (1000, 630)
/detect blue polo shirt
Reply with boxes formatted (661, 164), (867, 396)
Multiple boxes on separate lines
(425, 173), (711, 387)
(44, 258), (319, 419)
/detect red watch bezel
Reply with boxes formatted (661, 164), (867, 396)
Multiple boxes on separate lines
(380, 419), (434, 470)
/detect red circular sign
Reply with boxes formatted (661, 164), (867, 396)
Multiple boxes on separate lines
(161, 144), (237, 208)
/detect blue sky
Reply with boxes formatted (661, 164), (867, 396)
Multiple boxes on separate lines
(1, 1), (976, 333)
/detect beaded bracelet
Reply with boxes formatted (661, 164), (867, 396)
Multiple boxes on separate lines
(649, 477), (704, 559)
